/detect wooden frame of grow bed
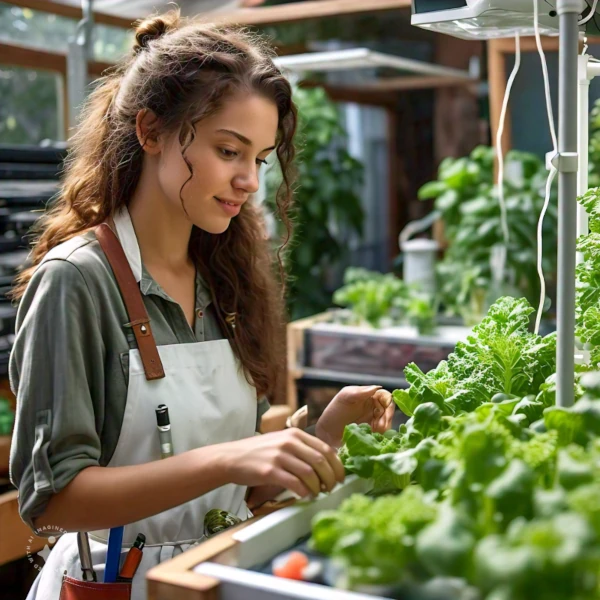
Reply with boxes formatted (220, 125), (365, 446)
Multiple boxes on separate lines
(146, 476), (371, 600)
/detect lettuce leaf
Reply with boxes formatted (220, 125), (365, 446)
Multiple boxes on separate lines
(394, 297), (556, 418)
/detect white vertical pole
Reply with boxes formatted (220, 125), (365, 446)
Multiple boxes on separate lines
(555, 0), (581, 408)
(577, 54), (591, 264)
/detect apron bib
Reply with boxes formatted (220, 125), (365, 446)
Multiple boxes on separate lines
(27, 215), (257, 600)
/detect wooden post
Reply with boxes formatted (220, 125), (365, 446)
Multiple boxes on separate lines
(488, 39), (511, 163)
(433, 35), (483, 162)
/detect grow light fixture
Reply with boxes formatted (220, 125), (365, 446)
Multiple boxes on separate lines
(411, 0), (591, 40)
(273, 48), (473, 80)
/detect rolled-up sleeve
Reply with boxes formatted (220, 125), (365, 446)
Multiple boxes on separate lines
(9, 259), (105, 532)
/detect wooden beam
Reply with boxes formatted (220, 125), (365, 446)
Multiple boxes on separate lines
(299, 80), (397, 107)
(212, 0), (412, 26)
(89, 59), (115, 77)
(0, 40), (65, 72)
(6, 0), (134, 29)
(493, 34), (600, 54)
(344, 75), (479, 92)
(0, 41), (113, 77)
(7, 0), (412, 30)
(301, 76), (478, 106)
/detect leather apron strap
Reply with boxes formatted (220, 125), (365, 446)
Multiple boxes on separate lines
(95, 222), (165, 381)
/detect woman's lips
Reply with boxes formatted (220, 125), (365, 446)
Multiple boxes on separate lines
(214, 196), (242, 217)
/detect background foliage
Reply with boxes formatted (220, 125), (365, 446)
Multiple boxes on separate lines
(267, 86), (365, 320)
(419, 146), (558, 324)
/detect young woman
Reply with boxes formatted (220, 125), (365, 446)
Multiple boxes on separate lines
(9, 10), (394, 600)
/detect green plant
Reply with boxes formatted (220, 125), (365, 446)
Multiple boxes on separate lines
(392, 297), (557, 418)
(576, 187), (600, 369)
(313, 376), (600, 599)
(403, 292), (437, 336)
(419, 146), (558, 323)
(589, 99), (600, 189)
(333, 268), (409, 328)
(308, 193), (600, 595)
(0, 397), (14, 436)
(333, 267), (437, 333)
(266, 87), (365, 320)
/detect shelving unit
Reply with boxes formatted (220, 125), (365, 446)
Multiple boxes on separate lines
(0, 145), (63, 571)
(286, 309), (470, 417)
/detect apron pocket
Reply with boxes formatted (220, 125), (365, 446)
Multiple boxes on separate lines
(59, 575), (131, 600)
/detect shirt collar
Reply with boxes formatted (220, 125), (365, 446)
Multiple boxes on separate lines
(111, 206), (213, 309)
(113, 205), (142, 283)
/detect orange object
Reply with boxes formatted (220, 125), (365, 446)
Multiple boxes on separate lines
(272, 551), (309, 580)
(117, 533), (145, 582)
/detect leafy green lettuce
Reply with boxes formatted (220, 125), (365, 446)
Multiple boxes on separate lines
(393, 297), (556, 417)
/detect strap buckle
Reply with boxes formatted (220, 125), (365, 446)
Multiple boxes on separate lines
(124, 318), (151, 335)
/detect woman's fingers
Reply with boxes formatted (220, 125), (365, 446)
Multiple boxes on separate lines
(271, 468), (311, 499)
(383, 396), (395, 430)
(298, 430), (346, 483)
(290, 442), (338, 492)
(375, 389), (393, 411)
(278, 453), (323, 497)
(372, 390), (394, 433)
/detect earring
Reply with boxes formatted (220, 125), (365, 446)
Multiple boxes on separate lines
(224, 312), (237, 330)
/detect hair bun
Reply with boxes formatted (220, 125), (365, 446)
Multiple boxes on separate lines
(133, 10), (180, 54)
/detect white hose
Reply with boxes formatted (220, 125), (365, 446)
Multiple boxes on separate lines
(533, 0), (559, 335)
(495, 33), (521, 280)
(579, 0), (599, 26)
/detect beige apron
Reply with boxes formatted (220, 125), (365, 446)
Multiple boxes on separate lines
(27, 208), (257, 600)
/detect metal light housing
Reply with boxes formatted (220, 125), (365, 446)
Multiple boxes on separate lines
(411, 0), (593, 40)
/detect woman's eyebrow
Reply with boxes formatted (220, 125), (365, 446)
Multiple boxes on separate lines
(217, 128), (276, 152)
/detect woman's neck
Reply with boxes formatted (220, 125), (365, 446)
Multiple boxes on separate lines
(127, 168), (194, 272)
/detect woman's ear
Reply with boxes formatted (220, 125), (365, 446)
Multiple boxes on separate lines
(136, 109), (162, 155)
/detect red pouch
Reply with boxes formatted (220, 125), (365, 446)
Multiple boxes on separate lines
(59, 574), (131, 600)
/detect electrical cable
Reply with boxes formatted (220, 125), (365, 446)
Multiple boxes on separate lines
(495, 33), (521, 284)
(533, 0), (559, 334)
(579, 0), (599, 26)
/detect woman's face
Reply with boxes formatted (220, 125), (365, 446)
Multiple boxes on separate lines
(157, 93), (279, 234)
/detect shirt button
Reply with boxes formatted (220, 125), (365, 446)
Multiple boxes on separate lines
(196, 309), (204, 318)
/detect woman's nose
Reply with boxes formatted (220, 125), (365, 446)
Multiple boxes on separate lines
(234, 165), (260, 194)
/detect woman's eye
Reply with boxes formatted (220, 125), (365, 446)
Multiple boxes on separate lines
(256, 158), (268, 166)
(219, 148), (238, 159)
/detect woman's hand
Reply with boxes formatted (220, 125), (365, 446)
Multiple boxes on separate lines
(219, 429), (345, 499)
(315, 385), (395, 448)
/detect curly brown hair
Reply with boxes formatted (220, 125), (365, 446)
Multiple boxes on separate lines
(11, 9), (298, 399)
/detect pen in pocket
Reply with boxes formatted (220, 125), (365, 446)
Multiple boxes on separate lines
(155, 404), (174, 459)
(104, 525), (124, 583)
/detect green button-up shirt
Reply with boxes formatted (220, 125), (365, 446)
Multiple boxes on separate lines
(9, 225), (269, 531)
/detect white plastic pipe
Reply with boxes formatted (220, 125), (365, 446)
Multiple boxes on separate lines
(577, 54), (591, 263)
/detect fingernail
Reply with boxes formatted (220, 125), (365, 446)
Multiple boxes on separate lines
(320, 483), (327, 492)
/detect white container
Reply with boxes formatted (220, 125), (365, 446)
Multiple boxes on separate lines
(400, 238), (439, 294)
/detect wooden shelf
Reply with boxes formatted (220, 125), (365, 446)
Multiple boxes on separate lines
(214, 0), (411, 26)
(0, 435), (10, 477)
